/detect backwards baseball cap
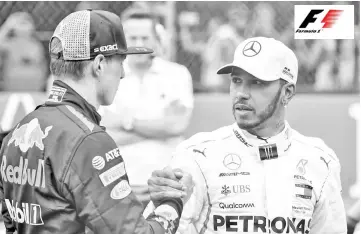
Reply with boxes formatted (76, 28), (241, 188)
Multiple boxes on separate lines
(217, 37), (298, 84)
(50, 9), (153, 61)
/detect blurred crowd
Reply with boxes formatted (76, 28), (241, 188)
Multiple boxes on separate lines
(0, 1), (359, 93)
(0, 11), (47, 92)
(177, 2), (360, 92)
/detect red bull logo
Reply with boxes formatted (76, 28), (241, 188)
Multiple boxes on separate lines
(8, 118), (52, 153)
(1, 155), (46, 188)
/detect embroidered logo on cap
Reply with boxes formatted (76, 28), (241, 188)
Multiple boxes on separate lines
(242, 41), (262, 57)
(94, 44), (118, 53)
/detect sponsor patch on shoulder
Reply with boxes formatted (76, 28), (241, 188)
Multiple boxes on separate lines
(92, 156), (105, 170)
(99, 162), (125, 186)
(48, 86), (67, 102)
(111, 180), (131, 199)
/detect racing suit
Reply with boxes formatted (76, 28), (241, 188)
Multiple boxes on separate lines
(0, 80), (183, 234)
(146, 122), (347, 234)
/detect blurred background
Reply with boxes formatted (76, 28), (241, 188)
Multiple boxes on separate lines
(0, 1), (359, 233)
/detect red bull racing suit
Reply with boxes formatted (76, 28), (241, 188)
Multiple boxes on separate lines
(146, 122), (347, 234)
(0, 80), (183, 234)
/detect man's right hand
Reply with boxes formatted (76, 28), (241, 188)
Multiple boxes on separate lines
(148, 167), (193, 206)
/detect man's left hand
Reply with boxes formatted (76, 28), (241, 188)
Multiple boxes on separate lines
(148, 167), (193, 206)
(148, 167), (186, 207)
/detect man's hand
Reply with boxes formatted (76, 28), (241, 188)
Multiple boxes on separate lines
(148, 167), (193, 206)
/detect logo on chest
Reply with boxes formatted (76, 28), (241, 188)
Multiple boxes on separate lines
(294, 159), (313, 200)
(223, 154), (242, 170)
(218, 153), (250, 177)
(221, 184), (251, 196)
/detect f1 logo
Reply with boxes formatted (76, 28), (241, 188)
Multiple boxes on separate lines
(299, 10), (323, 28)
(299, 9), (343, 29)
(294, 5), (353, 39)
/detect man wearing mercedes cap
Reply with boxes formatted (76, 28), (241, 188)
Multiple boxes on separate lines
(147, 37), (347, 234)
(0, 10), (193, 234)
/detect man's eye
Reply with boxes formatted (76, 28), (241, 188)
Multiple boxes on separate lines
(232, 77), (242, 83)
(253, 80), (263, 85)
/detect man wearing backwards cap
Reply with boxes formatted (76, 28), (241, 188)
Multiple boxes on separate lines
(148, 37), (347, 234)
(0, 10), (193, 234)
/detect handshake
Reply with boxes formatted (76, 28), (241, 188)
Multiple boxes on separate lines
(147, 167), (194, 206)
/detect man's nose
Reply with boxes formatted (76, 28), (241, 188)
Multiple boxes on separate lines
(235, 86), (251, 100)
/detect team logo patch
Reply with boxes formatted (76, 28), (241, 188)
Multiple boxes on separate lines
(92, 156), (105, 170)
(242, 41), (262, 57)
(110, 180), (131, 199)
(47, 86), (67, 102)
(296, 159), (308, 175)
(8, 118), (52, 153)
(223, 154), (242, 170)
(99, 162), (126, 186)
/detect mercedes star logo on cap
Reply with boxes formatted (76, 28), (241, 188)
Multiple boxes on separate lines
(223, 154), (242, 170)
(242, 41), (262, 57)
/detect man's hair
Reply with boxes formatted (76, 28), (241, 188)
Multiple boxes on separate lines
(49, 37), (92, 80)
(121, 7), (160, 41)
(49, 38), (121, 80)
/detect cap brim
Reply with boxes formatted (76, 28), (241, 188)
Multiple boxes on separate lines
(120, 46), (153, 55)
(216, 64), (239, 74)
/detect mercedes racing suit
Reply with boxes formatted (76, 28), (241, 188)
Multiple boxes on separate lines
(153, 122), (347, 234)
(0, 80), (183, 234)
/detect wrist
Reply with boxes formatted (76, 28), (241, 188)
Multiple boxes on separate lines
(147, 200), (183, 234)
(158, 198), (183, 218)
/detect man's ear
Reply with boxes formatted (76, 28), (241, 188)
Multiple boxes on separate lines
(92, 54), (105, 78)
(282, 83), (296, 107)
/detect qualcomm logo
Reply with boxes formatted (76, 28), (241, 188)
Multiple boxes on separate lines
(219, 202), (255, 209)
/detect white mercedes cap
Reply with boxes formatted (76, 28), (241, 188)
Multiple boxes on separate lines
(217, 37), (298, 84)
